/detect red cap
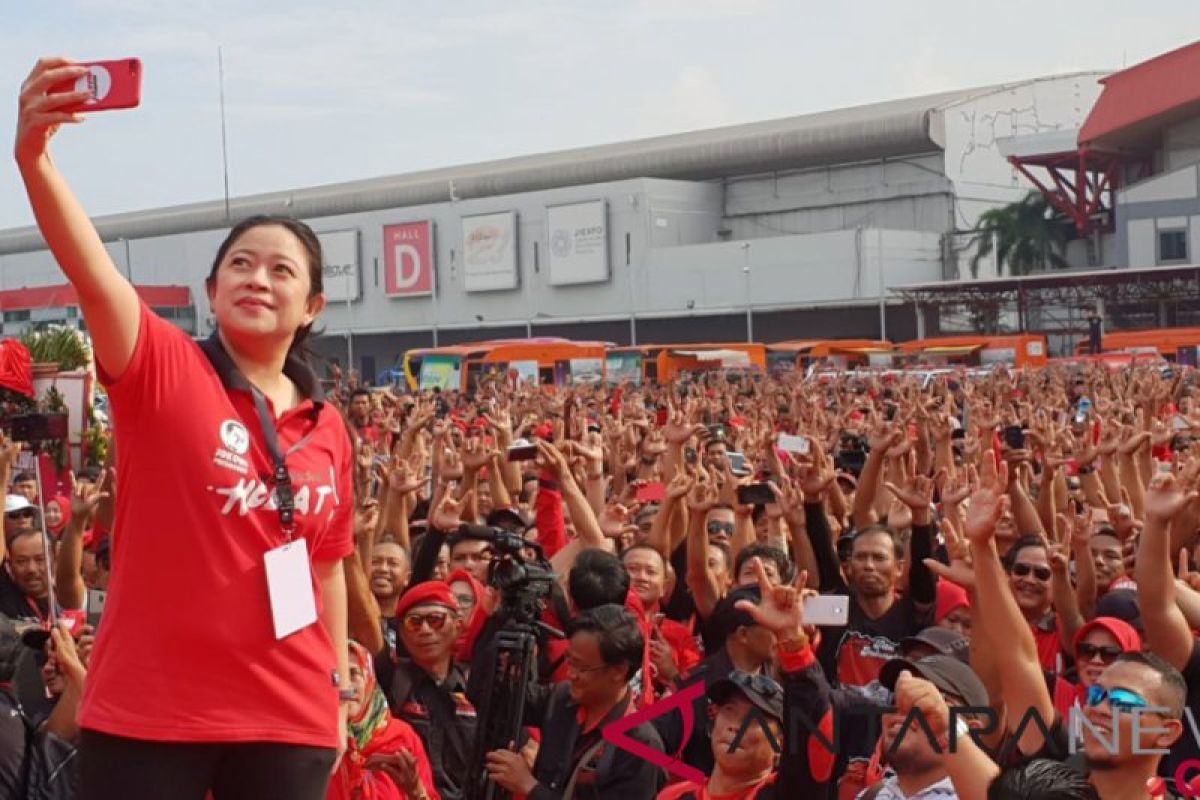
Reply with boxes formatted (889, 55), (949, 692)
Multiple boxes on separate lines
(935, 581), (971, 622)
(395, 581), (460, 619)
(1073, 616), (1142, 654)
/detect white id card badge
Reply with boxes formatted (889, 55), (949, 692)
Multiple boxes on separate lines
(264, 538), (318, 639)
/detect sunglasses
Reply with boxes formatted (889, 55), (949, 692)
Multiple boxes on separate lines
(1010, 563), (1052, 582)
(5, 509), (34, 520)
(707, 521), (735, 537)
(1077, 643), (1123, 663)
(402, 611), (451, 633)
(1086, 684), (1151, 713)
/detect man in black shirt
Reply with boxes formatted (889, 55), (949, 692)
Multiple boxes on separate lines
(485, 605), (665, 800)
(382, 580), (477, 800)
(805, 484), (936, 695)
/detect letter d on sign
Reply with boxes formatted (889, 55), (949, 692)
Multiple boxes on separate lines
(383, 221), (433, 296)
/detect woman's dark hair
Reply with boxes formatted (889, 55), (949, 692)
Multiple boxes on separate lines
(567, 604), (645, 682)
(207, 215), (324, 357)
(987, 759), (1098, 800)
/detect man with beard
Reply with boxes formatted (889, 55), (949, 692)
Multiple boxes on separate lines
(868, 653), (991, 799)
(805, 483), (937, 694)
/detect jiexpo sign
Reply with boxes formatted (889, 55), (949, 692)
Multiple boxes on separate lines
(383, 221), (434, 297)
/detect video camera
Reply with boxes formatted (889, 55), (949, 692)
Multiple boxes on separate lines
(835, 432), (870, 476)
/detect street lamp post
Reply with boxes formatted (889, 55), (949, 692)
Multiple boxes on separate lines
(741, 242), (752, 343)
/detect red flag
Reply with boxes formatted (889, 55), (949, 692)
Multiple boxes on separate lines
(0, 341), (34, 398)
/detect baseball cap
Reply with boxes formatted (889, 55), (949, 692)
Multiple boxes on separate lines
(879, 653), (989, 708)
(1095, 589), (1142, 634)
(900, 627), (970, 664)
(708, 670), (784, 724)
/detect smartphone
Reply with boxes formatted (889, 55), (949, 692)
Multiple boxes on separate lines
(86, 589), (107, 628)
(804, 595), (850, 626)
(728, 452), (750, 477)
(1002, 425), (1026, 450)
(51, 59), (143, 112)
(684, 447), (698, 465)
(8, 413), (68, 443)
(737, 483), (774, 506)
(637, 482), (667, 503)
(885, 404), (898, 422)
(506, 441), (538, 462)
(777, 434), (810, 455)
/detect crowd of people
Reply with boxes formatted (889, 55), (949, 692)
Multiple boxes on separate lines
(9, 55), (1200, 800)
(10, 350), (1200, 800)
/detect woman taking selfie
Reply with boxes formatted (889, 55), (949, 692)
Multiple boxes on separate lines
(16, 57), (354, 800)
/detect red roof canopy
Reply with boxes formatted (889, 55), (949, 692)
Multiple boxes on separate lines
(1079, 40), (1200, 150)
(0, 284), (191, 311)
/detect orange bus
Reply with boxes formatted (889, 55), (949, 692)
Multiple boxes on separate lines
(767, 339), (894, 374)
(605, 343), (767, 385)
(407, 338), (611, 392)
(1076, 327), (1200, 366)
(897, 335), (1049, 369)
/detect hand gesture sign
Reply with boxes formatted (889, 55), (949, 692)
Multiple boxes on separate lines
(1144, 473), (1197, 525)
(962, 460), (1010, 546)
(67, 469), (109, 527)
(923, 518), (976, 589)
(734, 557), (804, 639)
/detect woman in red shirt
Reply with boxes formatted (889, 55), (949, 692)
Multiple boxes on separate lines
(17, 58), (354, 799)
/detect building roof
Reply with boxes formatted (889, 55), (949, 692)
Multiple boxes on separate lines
(1079, 40), (1200, 151)
(0, 284), (191, 311)
(0, 76), (1096, 255)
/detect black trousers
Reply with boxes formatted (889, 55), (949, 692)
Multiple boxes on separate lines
(79, 729), (337, 800)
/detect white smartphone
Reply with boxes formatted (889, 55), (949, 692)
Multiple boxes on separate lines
(804, 594), (850, 626)
(777, 433), (811, 455)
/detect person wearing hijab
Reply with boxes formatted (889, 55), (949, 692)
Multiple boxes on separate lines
(42, 496), (70, 539)
(329, 642), (440, 800)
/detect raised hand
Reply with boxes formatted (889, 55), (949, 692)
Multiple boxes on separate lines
(894, 670), (950, 742)
(1144, 473), (1197, 524)
(16, 59), (90, 164)
(923, 518), (976, 589)
(962, 461), (1010, 546)
(430, 490), (471, 532)
(67, 469), (108, 526)
(733, 557), (803, 638)
(884, 474), (935, 524)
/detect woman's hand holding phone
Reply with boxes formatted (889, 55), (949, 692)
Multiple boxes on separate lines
(15, 59), (91, 164)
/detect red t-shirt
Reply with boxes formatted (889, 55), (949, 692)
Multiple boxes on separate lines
(78, 305), (354, 748)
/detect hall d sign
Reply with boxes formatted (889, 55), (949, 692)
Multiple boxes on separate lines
(318, 229), (361, 303)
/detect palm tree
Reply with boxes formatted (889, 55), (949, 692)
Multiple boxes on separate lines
(969, 191), (1072, 278)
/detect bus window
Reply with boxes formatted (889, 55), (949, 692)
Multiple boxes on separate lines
(645, 358), (658, 383)
(419, 355), (462, 391)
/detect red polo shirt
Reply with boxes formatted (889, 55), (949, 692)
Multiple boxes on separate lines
(79, 305), (354, 748)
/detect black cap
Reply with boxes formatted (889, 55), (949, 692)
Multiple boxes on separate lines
(708, 670), (784, 724)
(900, 627), (970, 664)
(1096, 588), (1142, 634)
(708, 585), (762, 649)
(486, 507), (532, 532)
(879, 654), (989, 709)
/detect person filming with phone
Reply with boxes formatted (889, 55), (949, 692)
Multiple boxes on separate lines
(16, 57), (355, 800)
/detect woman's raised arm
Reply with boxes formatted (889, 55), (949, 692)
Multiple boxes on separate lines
(15, 57), (141, 378)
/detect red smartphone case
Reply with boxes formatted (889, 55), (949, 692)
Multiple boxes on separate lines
(51, 59), (142, 113)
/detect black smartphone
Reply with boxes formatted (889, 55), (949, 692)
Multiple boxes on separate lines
(506, 442), (538, 462)
(9, 413), (68, 443)
(684, 447), (698, 465)
(1002, 425), (1026, 450)
(737, 483), (774, 506)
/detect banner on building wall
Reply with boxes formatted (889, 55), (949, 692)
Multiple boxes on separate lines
(318, 230), (360, 302)
(383, 221), (434, 297)
(547, 200), (609, 286)
(463, 212), (518, 292)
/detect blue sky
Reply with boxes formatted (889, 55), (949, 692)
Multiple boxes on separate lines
(1, 1), (1196, 228)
